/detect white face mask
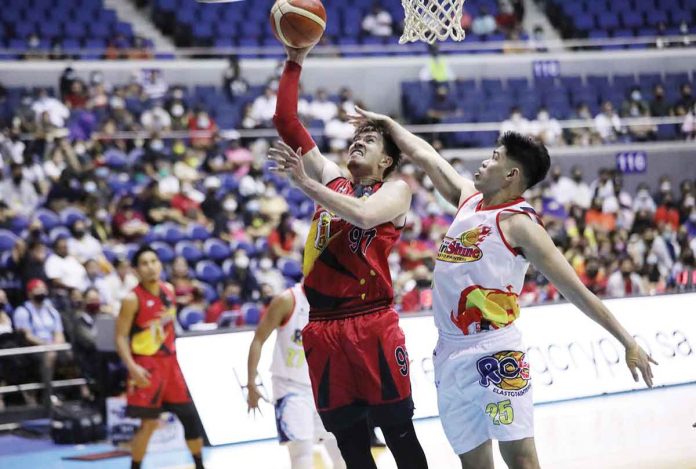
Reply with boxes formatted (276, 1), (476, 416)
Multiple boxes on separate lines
(259, 258), (273, 271)
(235, 256), (250, 269)
(223, 199), (237, 212)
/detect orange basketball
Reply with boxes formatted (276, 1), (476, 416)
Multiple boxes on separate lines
(270, 0), (327, 49)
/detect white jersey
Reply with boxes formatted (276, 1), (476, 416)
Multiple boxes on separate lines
(432, 192), (541, 337)
(270, 284), (311, 385)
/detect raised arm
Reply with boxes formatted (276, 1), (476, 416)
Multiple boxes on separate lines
(272, 46), (342, 185)
(354, 106), (476, 208)
(246, 289), (294, 412)
(269, 142), (412, 229)
(501, 213), (656, 387)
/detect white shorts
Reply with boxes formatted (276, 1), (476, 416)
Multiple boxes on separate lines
(433, 324), (533, 455)
(272, 377), (331, 443)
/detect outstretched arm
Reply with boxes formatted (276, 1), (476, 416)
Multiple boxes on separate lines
(354, 106), (476, 208)
(269, 142), (411, 229)
(246, 289), (294, 413)
(272, 46), (342, 185)
(501, 214), (657, 387)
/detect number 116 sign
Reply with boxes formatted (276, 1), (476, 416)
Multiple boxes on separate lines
(615, 151), (647, 174)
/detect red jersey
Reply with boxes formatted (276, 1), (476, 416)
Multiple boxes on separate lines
(130, 282), (177, 357)
(303, 178), (401, 318)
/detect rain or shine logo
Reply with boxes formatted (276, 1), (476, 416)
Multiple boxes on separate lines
(437, 225), (492, 263)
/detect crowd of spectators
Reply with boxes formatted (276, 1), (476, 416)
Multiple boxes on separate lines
(0, 62), (694, 409)
(497, 81), (696, 146)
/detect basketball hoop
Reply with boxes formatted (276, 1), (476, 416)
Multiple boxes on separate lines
(399, 0), (466, 44)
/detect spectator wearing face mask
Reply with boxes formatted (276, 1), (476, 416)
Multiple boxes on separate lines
(229, 253), (260, 301)
(655, 193), (680, 231)
(268, 212), (299, 261)
(530, 107), (563, 146)
(67, 219), (106, 265)
(632, 183), (657, 214)
(206, 280), (244, 325)
(579, 258), (607, 296)
(188, 108), (217, 149)
(13, 279), (66, 401)
(0, 162), (39, 217)
(594, 101), (625, 143)
(254, 257), (286, 295)
(140, 101), (172, 133)
(607, 257), (645, 297)
(500, 106), (531, 136)
(45, 237), (89, 293)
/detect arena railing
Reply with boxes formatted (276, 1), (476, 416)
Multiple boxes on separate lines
(0, 34), (694, 59)
(0, 343), (87, 429)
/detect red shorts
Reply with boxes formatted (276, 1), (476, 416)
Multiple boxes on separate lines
(126, 354), (192, 419)
(302, 308), (414, 431)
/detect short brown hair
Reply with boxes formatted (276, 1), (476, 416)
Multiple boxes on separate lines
(353, 121), (401, 178)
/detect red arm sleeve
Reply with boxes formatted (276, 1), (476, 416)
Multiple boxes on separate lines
(272, 61), (317, 154)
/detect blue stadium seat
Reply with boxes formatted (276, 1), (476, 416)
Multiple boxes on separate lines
(0, 229), (18, 252)
(200, 281), (219, 302)
(621, 12), (644, 29)
(645, 11), (668, 27)
(59, 207), (86, 227)
(196, 260), (224, 285)
(203, 238), (231, 262)
(35, 208), (61, 231)
(176, 241), (204, 264)
(151, 241), (176, 264)
(598, 13), (620, 30)
(278, 258), (302, 282)
(243, 304), (261, 325)
(179, 307), (205, 330)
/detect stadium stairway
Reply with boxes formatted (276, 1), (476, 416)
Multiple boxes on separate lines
(104, 0), (176, 54)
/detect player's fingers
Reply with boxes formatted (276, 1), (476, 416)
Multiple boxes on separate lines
(268, 148), (290, 159)
(268, 166), (287, 173)
(648, 355), (659, 365)
(640, 366), (653, 387)
(629, 365), (638, 382)
(275, 140), (296, 153)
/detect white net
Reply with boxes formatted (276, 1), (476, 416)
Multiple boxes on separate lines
(399, 0), (466, 44)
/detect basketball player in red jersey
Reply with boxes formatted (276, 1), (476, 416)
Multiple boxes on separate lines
(115, 246), (205, 469)
(271, 43), (428, 469)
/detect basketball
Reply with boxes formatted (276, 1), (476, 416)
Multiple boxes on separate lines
(270, 0), (327, 49)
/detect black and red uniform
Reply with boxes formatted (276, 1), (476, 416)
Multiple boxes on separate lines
(126, 282), (192, 419)
(302, 177), (414, 431)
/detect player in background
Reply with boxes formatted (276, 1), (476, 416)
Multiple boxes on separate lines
(270, 42), (428, 469)
(351, 107), (656, 469)
(115, 246), (205, 469)
(247, 284), (345, 469)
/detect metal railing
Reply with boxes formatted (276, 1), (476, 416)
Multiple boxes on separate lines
(0, 343), (87, 427)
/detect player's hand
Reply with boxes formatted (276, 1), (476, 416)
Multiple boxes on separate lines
(130, 364), (151, 388)
(284, 44), (314, 65)
(247, 384), (267, 416)
(625, 342), (657, 388)
(268, 141), (309, 187)
(349, 105), (390, 125)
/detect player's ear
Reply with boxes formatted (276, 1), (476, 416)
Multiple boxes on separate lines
(380, 155), (393, 170)
(506, 167), (519, 179)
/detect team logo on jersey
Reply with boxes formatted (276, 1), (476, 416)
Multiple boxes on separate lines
(477, 351), (530, 394)
(450, 285), (520, 335)
(436, 225), (492, 263)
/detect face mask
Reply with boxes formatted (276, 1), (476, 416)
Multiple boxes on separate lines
(150, 140), (164, 151)
(197, 116), (210, 128)
(638, 189), (649, 198)
(85, 302), (101, 314)
(95, 167), (110, 178)
(235, 256), (249, 269)
(33, 294), (47, 303)
(84, 181), (97, 193)
(586, 267), (598, 278)
(538, 111), (549, 121)
(259, 258), (273, 270)
(0, 303), (6, 312)
(690, 213), (696, 222)
(660, 182), (671, 192)
(631, 91), (642, 101)
(171, 104), (184, 117)
(96, 209), (109, 221)
(12, 175), (22, 185)
(223, 199), (237, 212)
(73, 229), (86, 239)
(159, 168), (170, 177)
(621, 271), (632, 278)
(226, 295), (240, 304)
(572, 173), (582, 182)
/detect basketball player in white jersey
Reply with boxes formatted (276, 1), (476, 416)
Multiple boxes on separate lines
(353, 107), (656, 468)
(247, 284), (345, 469)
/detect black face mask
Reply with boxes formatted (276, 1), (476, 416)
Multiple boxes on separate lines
(621, 271), (632, 279)
(12, 175), (22, 185)
(586, 268), (598, 278)
(33, 294), (47, 303)
(415, 279), (431, 288)
(73, 229), (86, 239)
(0, 303), (6, 312)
